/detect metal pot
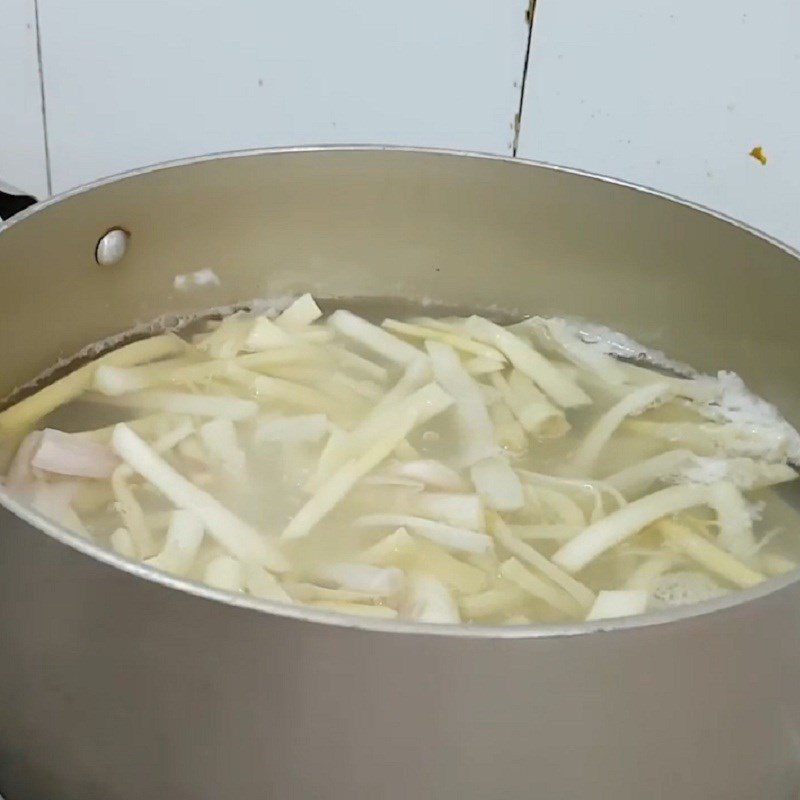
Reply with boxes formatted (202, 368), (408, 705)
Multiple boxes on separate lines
(1, 147), (799, 800)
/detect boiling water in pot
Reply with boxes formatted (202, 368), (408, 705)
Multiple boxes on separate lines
(0, 295), (798, 625)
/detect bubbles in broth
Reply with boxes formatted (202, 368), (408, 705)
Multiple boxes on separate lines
(1, 294), (798, 626)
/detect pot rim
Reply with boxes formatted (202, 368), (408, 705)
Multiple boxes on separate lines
(1, 143), (798, 639)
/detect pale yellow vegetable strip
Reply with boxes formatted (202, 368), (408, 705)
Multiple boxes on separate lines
(0, 333), (184, 436)
(74, 413), (184, 443)
(586, 590), (648, 621)
(708, 481), (756, 557)
(244, 564), (292, 602)
(659, 520), (765, 588)
(519, 317), (629, 385)
(499, 558), (581, 616)
(275, 293), (323, 329)
(382, 318), (505, 361)
(760, 553), (797, 576)
(489, 400), (527, 452)
(110, 527), (136, 559)
(357, 528), (418, 566)
(489, 514), (595, 608)
(624, 553), (680, 591)
(111, 465), (157, 558)
(97, 390), (258, 421)
(306, 382), (453, 490)
(282, 411), (418, 540)
(569, 382), (671, 476)
(329, 309), (421, 365)
(224, 365), (340, 416)
(604, 449), (695, 497)
(490, 373), (567, 438)
(112, 423), (289, 572)
(93, 348), (320, 395)
(285, 583), (381, 603)
(410, 541), (488, 594)
(308, 601), (398, 619)
(465, 356), (506, 376)
(552, 484), (712, 573)
(465, 316), (591, 408)
(510, 523), (582, 542)
(524, 485), (586, 527)
(459, 585), (527, 618)
(325, 344), (388, 382)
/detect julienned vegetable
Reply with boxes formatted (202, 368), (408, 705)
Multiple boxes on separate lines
(0, 293), (797, 625)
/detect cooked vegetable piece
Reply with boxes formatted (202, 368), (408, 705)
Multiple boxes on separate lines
(1, 297), (796, 626)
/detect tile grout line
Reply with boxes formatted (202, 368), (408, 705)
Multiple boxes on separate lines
(512, 0), (538, 157)
(33, 0), (52, 196)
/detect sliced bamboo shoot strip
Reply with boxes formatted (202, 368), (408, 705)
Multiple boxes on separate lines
(382, 318), (505, 360)
(244, 564), (292, 602)
(308, 601), (398, 619)
(426, 340), (496, 466)
(410, 541), (488, 594)
(275, 293), (323, 329)
(306, 382), (453, 490)
(282, 411), (418, 540)
(145, 510), (204, 576)
(329, 309), (421, 365)
(112, 423), (288, 571)
(357, 527), (418, 566)
(224, 365), (338, 416)
(110, 527), (136, 559)
(355, 514), (493, 554)
(586, 590), (648, 621)
(499, 558), (580, 616)
(0, 333), (184, 436)
(459, 585), (527, 618)
(491, 372), (568, 438)
(569, 382), (671, 476)
(470, 456), (524, 511)
(707, 481), (756, 557)
(490, 513), (595, 608)
(604, 449), (695, 497)
(520, 317), (629, 385)
(316, 563), (405, 597)
(409, 492), (485, 530)
(658, 520), (764, 588)
(204, 555), (245, 592)
(102, 390), (258, 420)
(552, 484), (712, 573)
(403, 572), (460, 623)
(465, 316), (591, 408)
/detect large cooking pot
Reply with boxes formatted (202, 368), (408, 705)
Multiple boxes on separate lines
(1, 147), (799, 800)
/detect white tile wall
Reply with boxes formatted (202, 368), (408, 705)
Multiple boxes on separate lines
(0, 0), (48, 198)
(518, 0), (800, 250)
(37, 0), (530, 193)
(3, 0), (800, 253)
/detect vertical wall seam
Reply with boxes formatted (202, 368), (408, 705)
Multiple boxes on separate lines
(33, 0), (52, 196)
(512, 0), (537, 156)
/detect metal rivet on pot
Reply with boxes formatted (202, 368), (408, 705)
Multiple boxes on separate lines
(95, 228), (130, 267)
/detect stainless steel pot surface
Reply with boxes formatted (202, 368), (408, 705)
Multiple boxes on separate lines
(1, 147), (799, 800)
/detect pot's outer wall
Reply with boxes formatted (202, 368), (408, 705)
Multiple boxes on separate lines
(1, 505), (799, 799)
(1, 149), (799, 799)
